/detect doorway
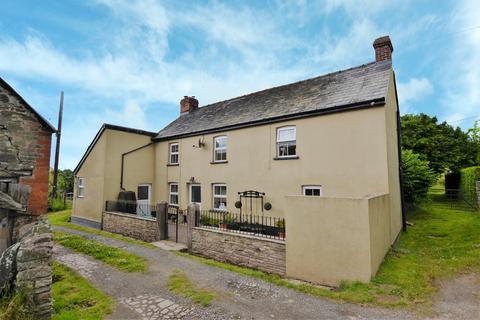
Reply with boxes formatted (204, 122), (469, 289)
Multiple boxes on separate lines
(189, 183), (201, 209)
(137, 184), (151, 217)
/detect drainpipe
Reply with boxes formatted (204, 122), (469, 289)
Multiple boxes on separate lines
(120, 142), (155, 191)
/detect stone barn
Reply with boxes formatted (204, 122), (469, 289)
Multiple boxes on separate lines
(0, 77), (55, 253)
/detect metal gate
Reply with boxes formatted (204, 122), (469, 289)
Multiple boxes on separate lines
(167, 205), (188, 243)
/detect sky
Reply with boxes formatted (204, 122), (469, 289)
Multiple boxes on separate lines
(0, 0), (479, 170)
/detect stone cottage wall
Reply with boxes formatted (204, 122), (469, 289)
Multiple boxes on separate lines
(103, 211), (159, 242)
(0, 81), (53, 215)
(191, 228), (286, 275)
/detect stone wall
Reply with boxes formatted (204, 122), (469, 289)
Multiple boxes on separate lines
(0, 80), (53, 215)
(0, 216), (53, 319)
(191, 228), (286, 275)
(103, 211), (159, 242)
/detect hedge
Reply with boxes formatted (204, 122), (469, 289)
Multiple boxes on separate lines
(459, 166), (480, 205)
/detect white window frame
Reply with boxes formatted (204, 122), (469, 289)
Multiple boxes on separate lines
(276, 126), (297, 158)
(77, 177), (85, 198)
(212, 184), (227, 211)
(302, 185), (322, 197)
(169, 143), (179, 164)
(169, 183), (179, 206)
(213, 136), (227, 162)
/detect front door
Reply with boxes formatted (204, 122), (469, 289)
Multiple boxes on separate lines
(137, 184), (151, 217)
(189, 183), (201, 208)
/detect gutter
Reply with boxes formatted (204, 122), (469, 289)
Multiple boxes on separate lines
(120, 142), (155, 191)
(153, 98), (386, 142)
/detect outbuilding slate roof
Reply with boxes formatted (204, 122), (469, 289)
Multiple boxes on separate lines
(154, 59), (392, 140)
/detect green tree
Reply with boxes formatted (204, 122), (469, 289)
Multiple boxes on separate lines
(401, 114), (477, 173)
(401, 149), (437, 204)
(49, 169), (74, 197)
(467, 120), (480, 165)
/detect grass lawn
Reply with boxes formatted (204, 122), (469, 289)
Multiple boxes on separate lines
(53, 231), (148, 273)
(48, 209), (157, 249)
(167, 269), (215, 307)
(178, 199), (480, 307)
(52, 262), (113, 320)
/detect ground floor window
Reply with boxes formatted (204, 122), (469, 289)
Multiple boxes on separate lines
(302, 185), (322, 196)
(169, 183), (179, 206)
(213, 184), (227, 210)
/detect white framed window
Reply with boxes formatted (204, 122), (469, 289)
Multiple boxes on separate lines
(212, 184), (227, 210)
(169, 143), (179, 164)
(169, 183), (179, 206)
(213, 136), (227, 162)
(77, 177), (85, 198)
(302, 185), (322, 197)
(277, 126), (296, 158)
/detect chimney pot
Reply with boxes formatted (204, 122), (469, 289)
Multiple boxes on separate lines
(180, 96), (199, 115)
(373, 36), (393, 62)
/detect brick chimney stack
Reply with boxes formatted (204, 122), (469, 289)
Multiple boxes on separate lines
(180, 96), (199, 115)
(373, 36), (393, 62)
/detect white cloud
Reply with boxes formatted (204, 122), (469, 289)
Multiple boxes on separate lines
(441, 0), (480, 120)
(397, 77), (433, 112)
(105, 100), (148, 129)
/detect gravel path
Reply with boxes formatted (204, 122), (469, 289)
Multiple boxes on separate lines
(53, 226), (479, 320)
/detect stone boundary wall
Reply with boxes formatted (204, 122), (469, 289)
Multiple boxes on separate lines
(191, 227), (286, 275)
(102, 211), (159, 242)
(0, 217), (53, 319)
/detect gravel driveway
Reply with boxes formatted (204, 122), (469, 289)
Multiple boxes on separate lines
(53, 226), (479, 320)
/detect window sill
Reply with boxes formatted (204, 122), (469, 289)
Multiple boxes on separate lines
(273, 156), (299, 160)
(167, 163), (179, 167)
(210, 161), (228, 165)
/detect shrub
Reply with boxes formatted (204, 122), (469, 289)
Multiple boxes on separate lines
(402, 149), (437, 204)
(459, 166), (480, 204)
(48, 197), (66, 212)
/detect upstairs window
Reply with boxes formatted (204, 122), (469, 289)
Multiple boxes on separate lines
(212, 184), (227, 210)
(213, 136), (227, 162)
(277, 126), (296, 158)
(169, 183), (179, 206)
(169, 143), (179, 164)
(303, 185), (322, 196)
(77, 178), (85, 198)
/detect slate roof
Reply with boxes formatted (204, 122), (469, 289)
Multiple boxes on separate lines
(154, 59), (392, 140)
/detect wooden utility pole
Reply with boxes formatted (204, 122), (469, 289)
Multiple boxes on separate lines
(52, 91), (64, 199)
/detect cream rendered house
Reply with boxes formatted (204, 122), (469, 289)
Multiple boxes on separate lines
(73, 36), (405, 248)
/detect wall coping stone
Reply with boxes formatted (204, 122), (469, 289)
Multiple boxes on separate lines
(103, 210), (156, 222)
(193, 226), (286, 245)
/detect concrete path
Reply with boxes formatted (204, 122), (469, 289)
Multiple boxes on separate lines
(53, 226), (479, 320)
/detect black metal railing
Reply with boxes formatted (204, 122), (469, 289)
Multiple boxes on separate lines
(105, 200), (156, 218)
(198, 210), (286, 240)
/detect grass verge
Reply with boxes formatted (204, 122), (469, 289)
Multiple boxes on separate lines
(48, 209), (157, 249)
(177, 200), (480, 307)
(52, 262), (113, 320)
(53, 231), (147, 272)
(167, 270), (215, 307)
(0, 289), (32, 320)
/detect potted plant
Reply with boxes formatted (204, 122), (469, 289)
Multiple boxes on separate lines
(219, 214), (235, 230)
(276, 219), (286, 239)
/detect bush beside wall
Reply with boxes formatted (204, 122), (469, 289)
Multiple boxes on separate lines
(459, 166), (480, 205)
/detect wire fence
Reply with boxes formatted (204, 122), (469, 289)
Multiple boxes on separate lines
(198, 210), (285, 240)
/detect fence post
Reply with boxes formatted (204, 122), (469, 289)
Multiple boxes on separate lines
(186, 203), (199, 251)
(156, 202), (168, 240)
